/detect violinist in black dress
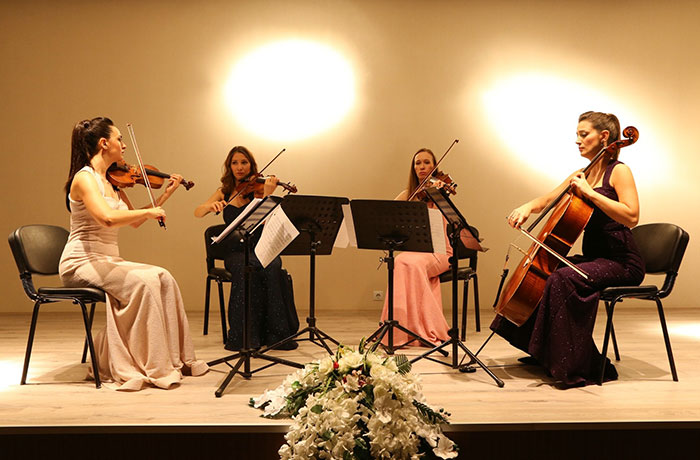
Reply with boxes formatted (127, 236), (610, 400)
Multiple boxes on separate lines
(195, 146), (299, 351)
(491, 111), (644, 387)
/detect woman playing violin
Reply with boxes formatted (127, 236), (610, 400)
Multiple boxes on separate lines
(195, 146), (299, 351)
(492, 111), (644, 387)
(380, 148), (453, 347)
(59, 117), (207, 390)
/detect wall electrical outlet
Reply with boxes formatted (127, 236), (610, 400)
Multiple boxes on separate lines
(373, 290), (384, 301)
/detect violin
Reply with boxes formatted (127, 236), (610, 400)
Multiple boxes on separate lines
(414, 169), (458, 201)
(233, 173), (297, 199)
(107, 161), (195, 191)
(407, 139), (459, 202)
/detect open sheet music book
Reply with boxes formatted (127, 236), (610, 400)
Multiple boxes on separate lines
(210, 196), (281, 245)
(255, 206), (300, 268)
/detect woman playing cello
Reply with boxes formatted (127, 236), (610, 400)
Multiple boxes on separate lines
(491, 111), (644, 387)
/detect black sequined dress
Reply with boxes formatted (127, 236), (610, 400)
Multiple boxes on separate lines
(222, 194), (299, 350)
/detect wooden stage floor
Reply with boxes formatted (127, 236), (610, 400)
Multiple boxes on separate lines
(1, 306), (699, 457)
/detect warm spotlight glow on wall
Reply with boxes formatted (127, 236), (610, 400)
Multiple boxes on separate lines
(224, 40), (355, 142)
(481, 73), (663, 185)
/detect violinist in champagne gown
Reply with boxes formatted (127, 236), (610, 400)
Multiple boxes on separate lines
(491, 111), (644, 387)
(59, 117), (207, 390)
(195, 146), (299, 351)
(379, 148), (452, 347)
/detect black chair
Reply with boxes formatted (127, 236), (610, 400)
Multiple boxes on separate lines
(598, 223), (690, 384)
(8, 225), (105, 388)
(439, 225), (481, 340)
(203, 224), (232, 343)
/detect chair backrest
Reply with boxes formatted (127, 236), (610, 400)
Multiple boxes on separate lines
(8, 225), (69, 300)
(632, 223), (690, 297)
(204, 224), (233, 270)
(9, 225), (69, 276)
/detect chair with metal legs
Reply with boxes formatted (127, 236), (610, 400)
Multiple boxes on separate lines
(439, 225), (481, 340)
(203, 224), (233, 344)
(597, 222), (689, 384)
(8, 224), (105, 388)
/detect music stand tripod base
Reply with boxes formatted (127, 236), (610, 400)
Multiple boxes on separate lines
(350, 200), (448, 358)
(415, 188), (504, 387)
(207, 196), (304, 397)
(278, 195), (350, 355)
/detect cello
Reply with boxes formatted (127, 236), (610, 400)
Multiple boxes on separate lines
(494, 126), (639, 326)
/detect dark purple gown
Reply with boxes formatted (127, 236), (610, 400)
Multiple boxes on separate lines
(491, 160), (645, 386)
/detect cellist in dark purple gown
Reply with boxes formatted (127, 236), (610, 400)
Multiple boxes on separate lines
(491, 111), (645, 387)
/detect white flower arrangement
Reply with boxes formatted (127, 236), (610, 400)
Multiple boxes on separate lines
(250, 339), (458, 459)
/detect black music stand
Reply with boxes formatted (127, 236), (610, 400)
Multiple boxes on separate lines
(415, 187), (504, 386)
(207, 196), (303, 397)
(260, 195), (349, 355)
(351, 199), (448, 356)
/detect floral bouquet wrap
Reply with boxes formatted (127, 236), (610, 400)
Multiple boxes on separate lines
(251, 339), (458, 459)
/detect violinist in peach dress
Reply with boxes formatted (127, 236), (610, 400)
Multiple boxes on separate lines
(379, 148), (452, 347)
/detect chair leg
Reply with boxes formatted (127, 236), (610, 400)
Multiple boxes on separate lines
(655, 298), (678, 381)
(461, 278), (468, 341)
(21, 302), (41, 385)
(472, 274), (481, 332)
(78, 300), (101, 389)
(598, 299), (617, 385)
(81, 302), (96, 364)
(217, 279), (227, 344)
(610, 322), (620, 361)
(204, 277), (212, 335)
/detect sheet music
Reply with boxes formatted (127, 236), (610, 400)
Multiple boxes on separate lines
(333, 204), (357, 248)
(428, 208), (447, 254)
(255, 206), (300, 268)
(211, 198), (263, 244)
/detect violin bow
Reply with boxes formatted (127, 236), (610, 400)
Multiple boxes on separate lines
(126, 123), (166, 229)
(516, 226), (590, 279)
(407, 139), (459, 201)
(222, 147), (286, 208)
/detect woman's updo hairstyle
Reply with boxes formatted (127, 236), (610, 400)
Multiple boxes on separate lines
(64, 117), (115, 206)
(579, 111), (621, 159)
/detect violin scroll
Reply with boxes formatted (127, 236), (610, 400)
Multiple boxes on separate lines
(432, 169), (458, 195)
(414, 169), (458, 201)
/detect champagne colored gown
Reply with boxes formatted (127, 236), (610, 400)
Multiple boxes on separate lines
(59, 166), (207, 390)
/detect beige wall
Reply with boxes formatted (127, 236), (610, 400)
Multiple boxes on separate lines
(1, 0), (698, 315)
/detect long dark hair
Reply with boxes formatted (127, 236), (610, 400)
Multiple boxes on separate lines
(406, 148), (436, 200)
(220, 145), (258, 197)
(65, 117), (114, 198)
(579, 111), (621, 160)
